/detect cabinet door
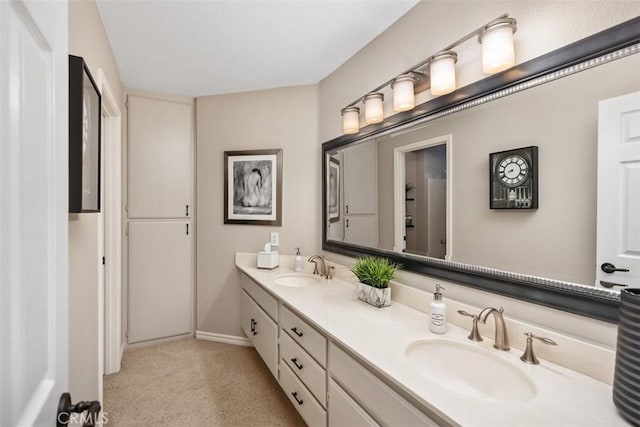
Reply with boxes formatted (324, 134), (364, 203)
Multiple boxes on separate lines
(240, 291), (278, 378)
(240, 290), (256, 339)
(344, 215), (378, 247)
(343, 143), (377, 215)
(328, 379), (379, 427)
(127, 95), (193, 218)
(128, 221), (192, 343)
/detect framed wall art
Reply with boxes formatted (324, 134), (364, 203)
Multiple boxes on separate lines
(327, 157), (340, 222)
(489, 146), (538, 209)
(69, 55), (101, 213)
(224, 149), (283, 225)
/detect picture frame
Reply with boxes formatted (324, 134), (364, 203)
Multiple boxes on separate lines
(69, 55), (101, 213)
(489, 146), (538, 210)
(224, 149), (283, 225)
(327, 157), (340, 222)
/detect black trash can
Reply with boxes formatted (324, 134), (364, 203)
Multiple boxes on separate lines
(613, 288), (640, 425)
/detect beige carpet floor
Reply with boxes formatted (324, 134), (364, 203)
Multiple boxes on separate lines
(104, 338), (306, 426)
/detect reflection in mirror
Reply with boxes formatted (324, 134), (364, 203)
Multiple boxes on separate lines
(326, 51), (640, 290)
(404, 144), (447, 258)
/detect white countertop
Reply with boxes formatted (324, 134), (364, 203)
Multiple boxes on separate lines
(236, 253), (629, 427)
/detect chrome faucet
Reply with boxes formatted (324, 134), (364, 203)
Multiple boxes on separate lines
(478, 307), (510, 351)
(308, 255), (333, 279)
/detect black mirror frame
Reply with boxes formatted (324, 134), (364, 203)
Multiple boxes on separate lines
(322, 16), (640, 323)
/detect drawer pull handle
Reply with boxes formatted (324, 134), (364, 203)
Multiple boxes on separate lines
(251, 319), (258, 336)
(250, 319), (255, 334)
(291, 327), (303, 337)
(291, 358), (303, 370)
(291, 392), (303, 405)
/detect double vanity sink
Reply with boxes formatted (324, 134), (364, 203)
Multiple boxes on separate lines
(237, 256), (628, 426)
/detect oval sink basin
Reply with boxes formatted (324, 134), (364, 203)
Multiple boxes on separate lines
(405, 339), (536, 403)
(274, 274), (321, 287)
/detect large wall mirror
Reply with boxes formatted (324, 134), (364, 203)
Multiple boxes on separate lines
(322, 17), (640, 323)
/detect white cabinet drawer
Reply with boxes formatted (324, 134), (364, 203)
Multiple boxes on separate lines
(329, 344), (439, 427)
(241, 274), (278, 321)
(280, 305), (327, 367)
(328, 379), (379, 427)
(280, 361), (327, 427)
(280, 331), (327, 407)
(240, 290), (278, 378)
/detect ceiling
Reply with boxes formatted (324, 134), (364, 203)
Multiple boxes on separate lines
(96, 0), (419, 97)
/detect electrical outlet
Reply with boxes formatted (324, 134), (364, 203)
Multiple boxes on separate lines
(270, 232), (280, 247)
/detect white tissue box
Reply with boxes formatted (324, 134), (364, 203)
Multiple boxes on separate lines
(257, 251), (279, 269)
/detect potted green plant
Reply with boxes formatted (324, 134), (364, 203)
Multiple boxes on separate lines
(351, 256), (401, 308)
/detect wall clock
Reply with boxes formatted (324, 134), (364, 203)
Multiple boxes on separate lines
(489, 146), (538, 209)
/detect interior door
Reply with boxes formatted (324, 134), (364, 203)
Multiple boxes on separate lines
(0, 0), (69, 425)
(128, 221), (192, 343)
(127, 95), (193, 219)
(596, 91), (640, 289)
(343, 143), (377, 215)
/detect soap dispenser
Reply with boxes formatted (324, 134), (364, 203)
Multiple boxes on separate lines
(294, 247), (303, 272)
(429, 284), (447, 334)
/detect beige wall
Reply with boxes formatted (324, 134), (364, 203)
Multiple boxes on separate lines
(68, 0), (123, 402)
(69, 0), (123, 105)
(319, 1), (640, 141)
(196, 85), (319, 336)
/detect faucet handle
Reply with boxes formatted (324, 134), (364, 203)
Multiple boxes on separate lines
(310, 261), (320, 275)
(308, 256), (320, 275)
(520, 332), (558, 364)
(457, 310), (483, 342)
(327, 265), (335, 280)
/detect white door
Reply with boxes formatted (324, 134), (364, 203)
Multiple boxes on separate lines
(344, 215), (378, 248)
(0, 0), (69, 425)
(127, 95), (193, 219)
(343, 143), (377, 215)
(596, 91), (640, 289)
(128, 222), (192, 343)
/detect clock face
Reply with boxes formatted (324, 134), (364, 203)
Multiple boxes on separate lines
(497, 155), (529, 187)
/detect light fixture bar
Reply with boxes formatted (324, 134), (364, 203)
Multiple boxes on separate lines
(342, 13), (511, 109)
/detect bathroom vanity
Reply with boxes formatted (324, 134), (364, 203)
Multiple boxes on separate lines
(236, 253), (628, 426)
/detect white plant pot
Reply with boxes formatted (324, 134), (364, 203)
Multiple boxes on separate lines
(357, 282), (391, 308)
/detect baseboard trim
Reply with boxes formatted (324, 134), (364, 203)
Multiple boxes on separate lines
(196, 331), (253, 347)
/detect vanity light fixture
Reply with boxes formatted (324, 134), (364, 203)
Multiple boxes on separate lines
(429, 51), (458, 96)
(479, 17), (517, 74)
(364, 92), (384, 124)
(392, 74), (417, 112)
(341, 106), (360, 134)
(338, 13), (517, 135)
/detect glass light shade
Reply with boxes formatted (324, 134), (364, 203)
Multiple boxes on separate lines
(430, 51), (458, 96)
(341, 106), (360, 134)
(480, 21), (516, 74)
(392, 74), (416, 112)
(364, 93), (384, 124)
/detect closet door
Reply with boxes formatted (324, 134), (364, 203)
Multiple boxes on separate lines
(128, 222), (192, 343)
(342, 142), (378, 247)
(343, 142), (377, 215)
(127, 95), (193, 219)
